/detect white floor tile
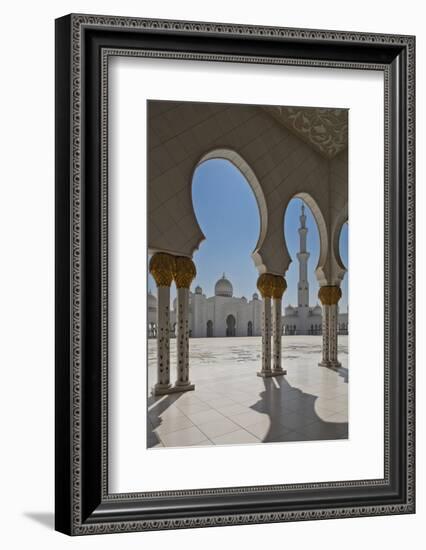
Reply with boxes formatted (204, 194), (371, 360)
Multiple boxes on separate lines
(212, 429), (260, 445)
(186, 408), (227, 425)
(154, 415), (195, 436)
(197, 418), (241, 439)
(160, 426), (208, 447)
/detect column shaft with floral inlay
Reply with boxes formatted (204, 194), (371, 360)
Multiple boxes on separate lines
(320, 304), (330, 365)
(272, 276), (287, 375)
(149, 253), (175, 395)
(173, 256), (196, 392)
(328, 304), (340, 366)
(256, 274), (275, 377)
(318, 285), (342, 368)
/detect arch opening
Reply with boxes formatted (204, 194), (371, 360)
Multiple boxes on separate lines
(338, 221), (349, 271)
(283, 196), (325, 313)
(285, 193), (328, 283)
(195, 149), (268, 272)
(226, 314), (236, 337)
(191, 156), (262, 309)
(338, 221), (349, 319)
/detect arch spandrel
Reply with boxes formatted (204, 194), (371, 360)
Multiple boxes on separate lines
(255, 220), (291, 276)
(327, 149), (349, 283)
(148, 158), (205, 258)
(329, 202), (348, 285)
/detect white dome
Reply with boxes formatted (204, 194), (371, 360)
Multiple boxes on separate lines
(214, 274), (233, 297)
(148, 291), (157, 311)
(285, 304), (295, 316)
(313, 303), (322, 315)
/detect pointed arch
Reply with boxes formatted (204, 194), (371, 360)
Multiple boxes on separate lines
(283, 192), (328, 286)
(194, 149), (268, 273)
(332, 202), (348, 276)
(226, 314), (236, 337)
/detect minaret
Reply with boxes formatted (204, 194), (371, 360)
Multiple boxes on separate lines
(297, 202), (310, 311)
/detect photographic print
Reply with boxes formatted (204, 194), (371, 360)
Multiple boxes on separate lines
(55, 15), (414, 534)
(147, 100), (349, 449)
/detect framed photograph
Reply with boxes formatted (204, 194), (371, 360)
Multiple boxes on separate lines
(55, 14), (415, 535)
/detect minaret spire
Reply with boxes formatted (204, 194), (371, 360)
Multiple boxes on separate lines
(297, 201), (310, 311)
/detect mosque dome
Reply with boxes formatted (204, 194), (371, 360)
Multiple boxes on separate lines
(214, 273), (233, 297)
(195, 285), (202, 295)
(252, 292), (259, 300)
(313, 303), (322, 315)
(148, 290), (157, 311)
(285, 304), (295, 316)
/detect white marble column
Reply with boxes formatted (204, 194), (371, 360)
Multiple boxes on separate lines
(173, 256), (196, 392)
(318, 304), (330, 367)
(328, 303), (341, 367)
(261, 297), (272, 375)
(272, 276), (287, 375)
(318, 286), (342, 368)
(149, 253), (175, 395)
(257, 274), (275, 377)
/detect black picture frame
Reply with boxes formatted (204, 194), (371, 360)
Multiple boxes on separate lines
(55, 13), (415, 535)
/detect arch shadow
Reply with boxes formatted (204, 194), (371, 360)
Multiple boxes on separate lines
(147, 393), (184, 448)
(250, 376), (348, 443)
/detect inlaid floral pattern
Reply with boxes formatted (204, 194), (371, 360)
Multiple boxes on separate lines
(264, 106), (348, 158)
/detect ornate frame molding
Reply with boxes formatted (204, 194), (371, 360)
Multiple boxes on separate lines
(55, 14), (415, 535)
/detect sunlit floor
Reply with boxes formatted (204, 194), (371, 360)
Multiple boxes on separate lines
(147, 336), (348, 448)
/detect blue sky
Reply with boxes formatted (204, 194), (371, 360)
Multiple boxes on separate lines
(149, 159), (348, 311)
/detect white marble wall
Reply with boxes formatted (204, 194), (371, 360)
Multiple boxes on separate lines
(188, 292), (262, 338)
(150, 296), (347, 338)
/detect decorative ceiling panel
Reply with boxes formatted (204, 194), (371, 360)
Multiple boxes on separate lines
(263, 106), (348, 159)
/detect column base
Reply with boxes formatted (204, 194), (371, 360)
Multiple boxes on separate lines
(272, 368), (287, 376)
(151, 383), (173, 396)
(257, 370), (286, 378)
(172, 382), (195, 393)
(318, 361), (342, 369)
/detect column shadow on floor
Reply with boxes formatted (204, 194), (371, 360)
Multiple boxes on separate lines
(250, 376), (348, 443)
(147, 393), (183, 448)
(336, 366), (349, 384)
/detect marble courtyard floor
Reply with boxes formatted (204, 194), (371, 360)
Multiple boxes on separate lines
(147, 336), (348, 449)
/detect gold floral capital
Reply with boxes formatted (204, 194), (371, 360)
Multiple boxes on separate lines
(272, 276), (287, 299)
(318, 285), (342, 305)
(173, 256), (196, 289)
(257, 273), (276, 299)
(149, 253), (175, 287)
